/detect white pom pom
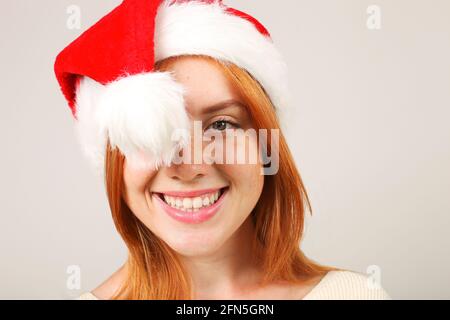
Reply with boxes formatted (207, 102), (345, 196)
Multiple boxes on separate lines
(74, 77), (108, 177)
(96, 72), (190, 170)
(74, 72), (190, 174)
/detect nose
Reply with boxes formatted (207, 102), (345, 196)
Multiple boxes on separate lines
(164, 119), (213, 182)
(165, 163), (208, 182)
(165, 134), (211, 183)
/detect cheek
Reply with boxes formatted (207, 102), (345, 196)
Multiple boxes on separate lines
(122, 158), (157, 218)
(230, 164), (263, 191)
(123, 158), (156, 193)
(226, 132), (265, 193)
(219, 161), (264, 212)
(220, 132), (265, 209)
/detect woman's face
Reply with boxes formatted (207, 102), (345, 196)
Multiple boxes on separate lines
(123, 57), (264, 257)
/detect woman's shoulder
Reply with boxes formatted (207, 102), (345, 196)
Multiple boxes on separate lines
(303, 270), (391, 300)
(75, 269), (391, 300)
(76, 292), (100, 300)
(75, 264), (127, 300)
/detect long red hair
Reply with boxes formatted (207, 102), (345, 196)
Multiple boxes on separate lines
(104, 55), (336, 299)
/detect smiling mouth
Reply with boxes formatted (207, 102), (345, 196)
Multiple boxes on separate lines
(153, 187), (229, 212)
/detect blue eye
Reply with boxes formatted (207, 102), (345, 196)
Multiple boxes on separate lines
(207, 119), (239, 131)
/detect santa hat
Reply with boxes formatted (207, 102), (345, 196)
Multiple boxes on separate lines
(54, 0), (290, 173)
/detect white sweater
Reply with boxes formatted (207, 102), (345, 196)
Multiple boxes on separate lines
(76, 270), (391, 300)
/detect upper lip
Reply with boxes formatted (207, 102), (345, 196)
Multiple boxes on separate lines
(153, 187), (228, 198)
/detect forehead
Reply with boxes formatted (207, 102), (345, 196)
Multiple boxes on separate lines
(165, 57), (241, 115)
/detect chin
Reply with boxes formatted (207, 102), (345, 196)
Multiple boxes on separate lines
(160, 228), (227, 258)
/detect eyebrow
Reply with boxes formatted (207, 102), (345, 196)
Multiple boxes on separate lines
(201, 99), (246, 114)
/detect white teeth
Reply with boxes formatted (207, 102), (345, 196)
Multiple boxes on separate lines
(182, 198), (193, 209)
(192, 197), (203, 209)
(161, 189), (224, 210)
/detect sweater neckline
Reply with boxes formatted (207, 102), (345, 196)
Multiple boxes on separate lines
(84, 271), (334, 300)
(300, 270), (333, 300)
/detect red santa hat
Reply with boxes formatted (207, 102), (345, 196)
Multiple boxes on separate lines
(54, 0), (290, 173)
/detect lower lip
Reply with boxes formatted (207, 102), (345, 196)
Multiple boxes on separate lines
(153, 188), (228, 224)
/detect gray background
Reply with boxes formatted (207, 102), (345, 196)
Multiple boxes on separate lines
(1, 0), (449, 299)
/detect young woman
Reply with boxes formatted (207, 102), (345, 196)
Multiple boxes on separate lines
(54, 0), (390, 300)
